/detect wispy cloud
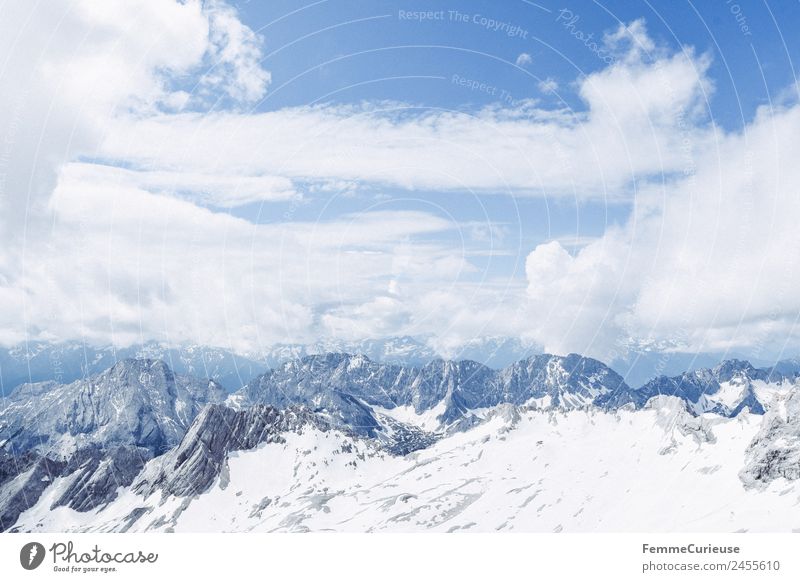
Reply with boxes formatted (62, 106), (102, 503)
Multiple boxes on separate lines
(99, 40), (711, 204)
(515, 52), (533, 66)
(3, 8), (800, 362)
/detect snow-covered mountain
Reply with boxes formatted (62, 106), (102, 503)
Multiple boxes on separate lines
(0, 341), (267, 394)
(0, 359), (226, 456)
(259, 336), (537, 369)
(4, 339), (793, 397)
(234, 352), (631, 436)
(1, 354), (799, 532)
(0, 359), (225, 530)
(624, 359), (797, 416)
(261, 336), (437, 368)
(11, 393), (800, 533)
(740, 388), (800, 486)
(0, 337), (536, 395)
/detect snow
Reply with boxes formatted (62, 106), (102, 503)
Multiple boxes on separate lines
(709, 381), (747, 409)
(752, 379), (795, 408)
(14, 403), (800, 533)
(527, 394), (552, 409)
(174, 398), (188, 426)
(0, 466), (37, 507)
(376, 401), (447, 432)
(225, 393), (247, 409)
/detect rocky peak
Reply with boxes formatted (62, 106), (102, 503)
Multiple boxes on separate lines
(740, 390), (800, 487)
(134, 404), (332, 498)
(712, 359), (757, 382)
(0, 359), (225, 456)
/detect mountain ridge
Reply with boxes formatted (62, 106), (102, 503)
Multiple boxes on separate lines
(2, 352), (799, 532)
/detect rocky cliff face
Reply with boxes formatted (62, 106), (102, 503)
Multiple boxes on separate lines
(237, 352), (633, 435)
(2, 353), (799, 533)
(0, 450), (64, 531)
(133, 405), (332, 498)
(627, 359), (796, 416)
(0, 341), (268, 395)
(740, 389), (800, 487)
(0, 358), (226, 456)
(0, 359), (225, 531)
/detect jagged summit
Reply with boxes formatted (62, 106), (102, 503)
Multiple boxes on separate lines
(740, 389), (800, 486)
(1, 352), (799, 533)
(133, 404), (333, 498)
(0, 358), (226, 456)
(236, 352), (633, 436)
(0, 358), (229, 530)
(712, 358), (758, 381)
(0, 341), (267, 396)
(629, 358), (797, 417)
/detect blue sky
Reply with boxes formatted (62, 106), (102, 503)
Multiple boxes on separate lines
(2, 0), (800, 366)
(222, 0), (800, 281)
(238, 0), (797, 125)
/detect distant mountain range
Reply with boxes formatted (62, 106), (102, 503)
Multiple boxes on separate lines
(234, 352), (630, 437)
(0, 358), (226, 456)
(0, 336), (538, 395)
(2, 349), (799, 532)
(3, 338), (796, 395)
(0, 341), (264, 396)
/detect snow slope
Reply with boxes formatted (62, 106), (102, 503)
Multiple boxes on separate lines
(13, 397), (800, 533)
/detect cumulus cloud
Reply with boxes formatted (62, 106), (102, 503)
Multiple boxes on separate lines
(537, 78), (559, 94)
(199, 0), (271, 105)
(522, 100), (800, 360)
(0, 176), (469, 349)
(2, 10), (799, 364)
(515, 52), (533, 67)
(0, 0), (269, 242)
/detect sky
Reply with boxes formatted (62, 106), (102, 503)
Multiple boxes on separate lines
(1, 0), (799, 367)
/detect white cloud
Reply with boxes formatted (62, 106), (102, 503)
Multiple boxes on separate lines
(0, 0), (270, 241)
(95, 28), (711, 202)
(199, 0), (271, 105)
(603, 18), (657, 61)
(0, 178), (470, 350)
(521, 100), (800, 360)
(515, 52), (533, 67)
(3, 11), (800, 364)
(62, 163), (298, 208)
(537, 78), (559, 94)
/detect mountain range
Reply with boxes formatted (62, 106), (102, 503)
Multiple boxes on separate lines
(0, 341), (265, 396)
(0, 336), (548, 395)
(1, 350), (799, 532)
(3, 338), (796, 395)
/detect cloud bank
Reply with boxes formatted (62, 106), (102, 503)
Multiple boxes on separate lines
(1, 7), (799, 364)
